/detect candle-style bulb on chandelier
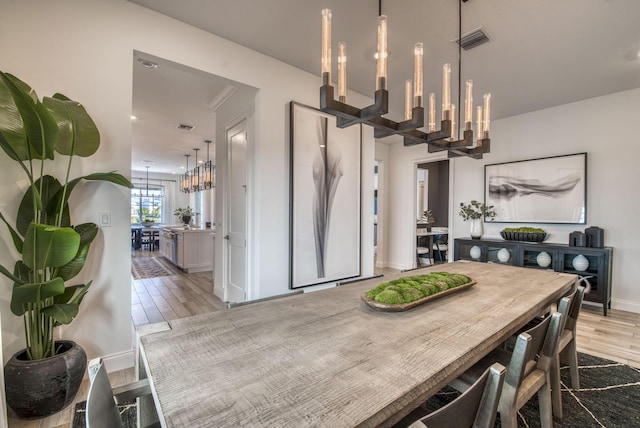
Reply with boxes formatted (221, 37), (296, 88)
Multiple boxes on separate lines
(319, 0), (491, 159)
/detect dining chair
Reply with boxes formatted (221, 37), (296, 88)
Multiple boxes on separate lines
(508, 285), (584, 418)
(550, 285), (585, 418)
(450, 308), (566, 428)
(404, 363), (506, 428)
(432, 234), (448, 262)
(86, 358), (158, 428)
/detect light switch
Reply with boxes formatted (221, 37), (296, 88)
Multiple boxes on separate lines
(98, 212), (111, 227)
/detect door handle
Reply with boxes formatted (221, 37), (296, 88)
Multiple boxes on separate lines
(223, 235), (230, 240)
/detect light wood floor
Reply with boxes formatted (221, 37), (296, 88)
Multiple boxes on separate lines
(7, 261), (640, 427)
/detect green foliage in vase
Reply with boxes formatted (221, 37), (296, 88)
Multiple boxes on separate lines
(0, 71), (133, 360)
(458, 200), (496, 221)
(365, 272), (471, 304)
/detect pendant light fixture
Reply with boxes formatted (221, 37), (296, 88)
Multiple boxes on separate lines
(191, 148), (201, 191)
(202, 139), (215, 189)
(180, 154), (191, 193)
(319, 0), (491, 159)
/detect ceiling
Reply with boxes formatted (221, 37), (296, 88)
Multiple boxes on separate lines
(130, 0), (640, 174)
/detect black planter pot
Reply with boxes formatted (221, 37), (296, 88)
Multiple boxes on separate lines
(182, 215), (191, 225)
(4, 340), (87, 419)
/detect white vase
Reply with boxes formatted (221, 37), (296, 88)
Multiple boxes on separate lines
(572, 254), (589, 271)
(537, 251), (552, 268)
(497, 248), (511, 263)
(469, 218), (483, 239)
(469, 245), (481, 259)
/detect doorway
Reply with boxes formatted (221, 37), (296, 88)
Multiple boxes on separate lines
(223, 118), (249, 303)
(415, 160), (450, 267)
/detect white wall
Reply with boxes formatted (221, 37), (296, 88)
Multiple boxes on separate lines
(383, 139), (449, 270)
(382, 88), (640, 312)
(0, 0), (375, 370)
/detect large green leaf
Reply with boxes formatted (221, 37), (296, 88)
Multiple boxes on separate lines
(57, 223), (98, 280)
(0, 211), (24, 253)
(22, 223), (80, 271)
(47, 281), (91, 326)
(0, 72), (57, 161)
(10, 277), (65, 316)
(17, 175), (67, 236)
(44, 94), (100, 157)
(43, 303), (79, 326)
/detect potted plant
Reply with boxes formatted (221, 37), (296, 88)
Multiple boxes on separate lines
(458, 200), (496, 239)
(174, 206), (194, 226)
(0, 71), (132, 419)
(419, 210), (436, 231)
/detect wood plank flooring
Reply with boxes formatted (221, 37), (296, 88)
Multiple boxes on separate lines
(7, 262), (640, 427)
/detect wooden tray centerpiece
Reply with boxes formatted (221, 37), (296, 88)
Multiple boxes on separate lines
(361, 272), (476, 312)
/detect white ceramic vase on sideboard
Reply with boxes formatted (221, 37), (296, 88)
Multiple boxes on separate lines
(470, 218), (483, 239)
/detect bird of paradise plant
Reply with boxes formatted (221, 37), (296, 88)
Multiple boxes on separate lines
(0, 71), (133, 360)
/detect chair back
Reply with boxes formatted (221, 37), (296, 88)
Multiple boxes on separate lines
(418, 363), (506, 428)
(86, 359), (122, 428)
(564, 285), (585, 332)
(502, 310), (564, 399)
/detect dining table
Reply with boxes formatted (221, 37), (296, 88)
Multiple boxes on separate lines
(136, 261), (575, 427)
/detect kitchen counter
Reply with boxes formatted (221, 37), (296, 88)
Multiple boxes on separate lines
(160, 228), (215, 273)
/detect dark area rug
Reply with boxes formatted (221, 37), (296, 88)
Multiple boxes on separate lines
(73, 399), (136, 427)
(415, 353), (640, 427)
(131, 256), (180, 280)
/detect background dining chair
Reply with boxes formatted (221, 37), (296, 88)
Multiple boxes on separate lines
(403, 363), (506, 428)
(432, 233), (448, 262)
(86, 358), (158, 428)
(450, 309), (566, 428)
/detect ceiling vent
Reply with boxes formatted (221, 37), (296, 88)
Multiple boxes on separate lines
(177, 123), (195, 131)
(454, 27), (490, 50)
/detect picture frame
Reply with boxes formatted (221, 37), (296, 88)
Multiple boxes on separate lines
(289, 102), (362, 289)
(484, 153), (587, 224)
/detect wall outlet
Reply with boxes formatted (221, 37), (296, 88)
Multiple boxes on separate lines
(98, 212), (111, 227)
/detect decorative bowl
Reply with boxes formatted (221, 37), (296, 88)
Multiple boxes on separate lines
(500, 231), (547, 242)
(142, 221), (154, 227)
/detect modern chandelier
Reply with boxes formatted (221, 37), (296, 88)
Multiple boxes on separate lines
(180, 140), (216, 193)
(319, 0), (491, 159)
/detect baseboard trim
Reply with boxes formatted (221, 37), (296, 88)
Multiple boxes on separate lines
(103, 349), (135, 373)
(611, 298), (640, 314)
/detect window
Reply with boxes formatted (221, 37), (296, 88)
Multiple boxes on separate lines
(131, 186), (164, 223)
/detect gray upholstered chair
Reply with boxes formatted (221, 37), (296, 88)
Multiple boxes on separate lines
(407, 363), (506, 428)
(450, 309), (567, 428)
(86, 358), (158, 428)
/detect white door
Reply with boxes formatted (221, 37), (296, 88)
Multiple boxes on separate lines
(224, 119), (248, 303)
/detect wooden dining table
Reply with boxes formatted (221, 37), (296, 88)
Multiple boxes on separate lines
(136, 261), (575, 427)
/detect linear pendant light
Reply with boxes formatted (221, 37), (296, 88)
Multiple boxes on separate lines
(319, 0), (491, 159)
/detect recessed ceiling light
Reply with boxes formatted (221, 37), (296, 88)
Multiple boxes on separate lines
(131, 115), (137, 120)
(137, 58), (158, 69)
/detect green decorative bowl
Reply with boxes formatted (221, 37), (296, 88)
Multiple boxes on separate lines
(500, 231), (547, 242)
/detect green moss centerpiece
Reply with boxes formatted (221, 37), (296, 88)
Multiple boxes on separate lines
(361, 272), (475, 312)
(500, 227), (547, 242)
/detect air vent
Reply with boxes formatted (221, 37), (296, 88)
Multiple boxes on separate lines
(455, 27), (490, 50)
(177, 124), (195, 131)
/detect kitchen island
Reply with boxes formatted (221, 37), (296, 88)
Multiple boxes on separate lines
(160, 227), (215, 273)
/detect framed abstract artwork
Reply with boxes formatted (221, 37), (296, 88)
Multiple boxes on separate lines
(289, 102), (362, 289)
(485, 153), (587, 224)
